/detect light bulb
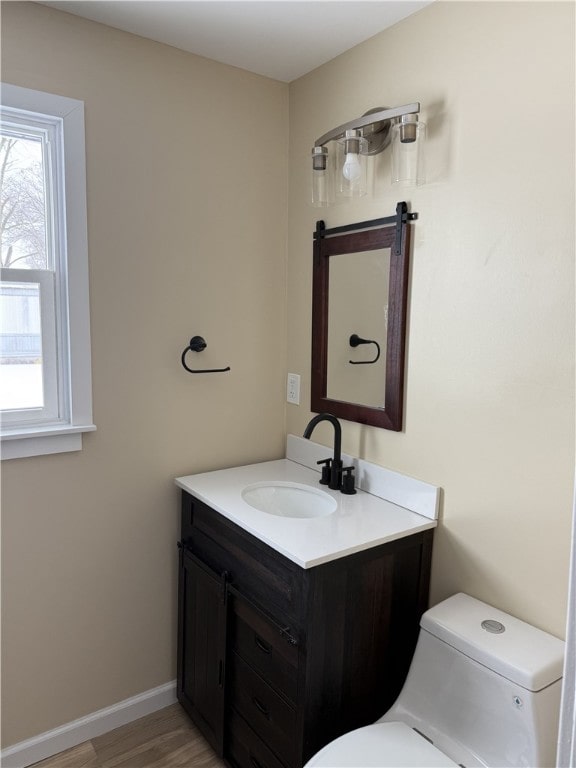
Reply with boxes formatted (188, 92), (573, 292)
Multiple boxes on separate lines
(336, 130), (367, 198)
(342, 152), (361, 182)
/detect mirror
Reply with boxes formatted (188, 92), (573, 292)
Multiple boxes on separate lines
(327, 247), (390, 408)
(311, 202), (414, 431)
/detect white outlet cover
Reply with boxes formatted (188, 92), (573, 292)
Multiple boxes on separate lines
(287, 373), (300, 405)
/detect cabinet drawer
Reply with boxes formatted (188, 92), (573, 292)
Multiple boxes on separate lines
(226, 709), (288, 768)
(229, 653), (297, 766)
(230, 592), (298, 703)
(182, 492), (303, 623)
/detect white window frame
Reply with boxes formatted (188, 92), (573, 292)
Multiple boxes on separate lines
(0, 83), (95, 459)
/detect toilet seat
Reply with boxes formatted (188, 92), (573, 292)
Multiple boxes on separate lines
(304, 721), (459, 767)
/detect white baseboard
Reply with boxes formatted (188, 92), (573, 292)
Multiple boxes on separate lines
(0, 680), (177, 768)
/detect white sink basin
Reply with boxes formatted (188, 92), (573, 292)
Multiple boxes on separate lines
(241, 481), (337, 519)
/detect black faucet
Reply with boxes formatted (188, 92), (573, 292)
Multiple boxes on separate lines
(303, 413), (344, 491)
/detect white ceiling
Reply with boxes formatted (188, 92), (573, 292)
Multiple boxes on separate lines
(38, 1), (433, 82)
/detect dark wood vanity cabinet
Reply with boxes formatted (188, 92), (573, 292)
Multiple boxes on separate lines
(177, 491), (433, 768)
(177, 547), (227, 753)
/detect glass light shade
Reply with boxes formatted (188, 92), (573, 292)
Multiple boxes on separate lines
(311, 146), (333, 207)
(336, 130), (368, 199)
(391, 117), (426, 186)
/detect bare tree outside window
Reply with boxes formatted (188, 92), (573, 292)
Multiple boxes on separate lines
(0, 134), (48, 270)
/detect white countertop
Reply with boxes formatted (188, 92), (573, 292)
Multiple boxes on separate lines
(175, 458), (436, 568)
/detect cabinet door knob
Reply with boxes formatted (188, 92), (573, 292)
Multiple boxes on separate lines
(251, 696), (270, 719)
(254, 635), (272, 654)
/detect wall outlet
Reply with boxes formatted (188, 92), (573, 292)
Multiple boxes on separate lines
(286, 373), (301, 405)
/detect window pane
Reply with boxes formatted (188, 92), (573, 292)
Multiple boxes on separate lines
(0, 281), (44, 410)
(0, 133), (48, 270)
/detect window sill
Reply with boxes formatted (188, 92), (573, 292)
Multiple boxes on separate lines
(1, 424), (97, 460)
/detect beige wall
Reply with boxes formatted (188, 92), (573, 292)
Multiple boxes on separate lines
(288, 1), (575, 637)
(1, 2), (288, 746)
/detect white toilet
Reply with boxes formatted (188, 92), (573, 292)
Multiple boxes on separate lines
(305, 593), (565, 768)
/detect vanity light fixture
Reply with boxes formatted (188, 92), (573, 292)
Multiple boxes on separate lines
(311, 103), (426, 206)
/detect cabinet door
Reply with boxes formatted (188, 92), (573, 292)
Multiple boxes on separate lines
(177, 547), (227, 755)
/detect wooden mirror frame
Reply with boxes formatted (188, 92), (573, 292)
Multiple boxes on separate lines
(311, 201), (414, 431)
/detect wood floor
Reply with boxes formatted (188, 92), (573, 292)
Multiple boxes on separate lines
(32, 704), (227, 768)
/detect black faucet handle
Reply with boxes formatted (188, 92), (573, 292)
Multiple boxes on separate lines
(316, 457), (332, 485)
(341, 466), (357, 495)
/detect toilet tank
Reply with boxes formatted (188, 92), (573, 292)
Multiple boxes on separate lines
(381, 593), (565, 768)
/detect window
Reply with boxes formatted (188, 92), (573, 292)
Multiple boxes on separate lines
(0, 84), (95, 459)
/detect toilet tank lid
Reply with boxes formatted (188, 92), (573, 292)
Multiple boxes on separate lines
(420, 593), (565, 691)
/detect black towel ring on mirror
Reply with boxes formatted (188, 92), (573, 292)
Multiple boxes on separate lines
(181, 335), (231, 373)
(349, 334), (381, 365)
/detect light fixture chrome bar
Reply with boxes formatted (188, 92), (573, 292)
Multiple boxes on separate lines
(314, 102), (420, 148)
